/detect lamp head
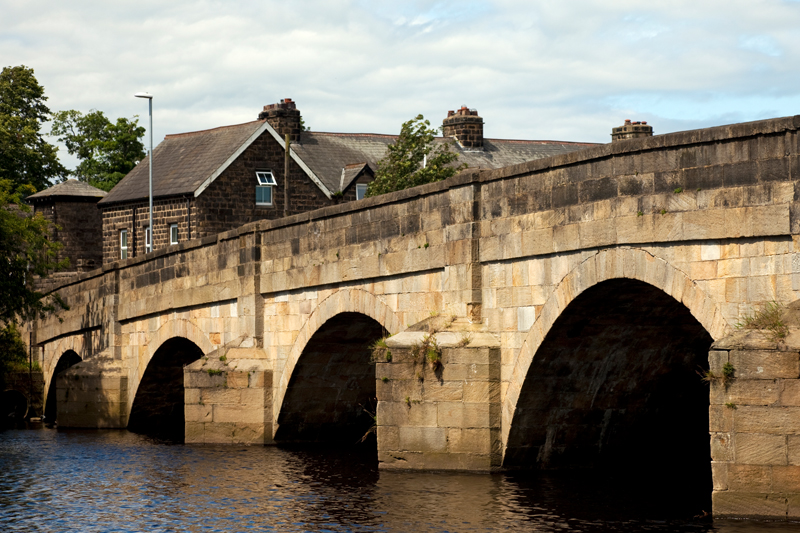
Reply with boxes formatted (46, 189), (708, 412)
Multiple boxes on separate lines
(134, 92), (153, 99)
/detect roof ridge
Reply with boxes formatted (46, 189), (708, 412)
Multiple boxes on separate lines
(165, 120), (265, 139)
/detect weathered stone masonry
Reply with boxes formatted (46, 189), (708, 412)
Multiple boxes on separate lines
(34, 114), (800, 519)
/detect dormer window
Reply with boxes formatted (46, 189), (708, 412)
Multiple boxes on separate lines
(256, 171), (276, 206)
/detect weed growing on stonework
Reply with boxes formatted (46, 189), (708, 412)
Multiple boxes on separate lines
(405, 396), (411, 407)
(725, 402), (738, 410)
(207, 369), (223, 376)
(219, 354), (227, 362)
(701, 362), (736, 388)
(424, 242), (429, 249)
(458, 333), (472, 347)
(381, 376), (389, 383)
(637, 211), (643, 217)
(674, 187), (683, 194)
(371, 338), (392, 363)
(660, 209), (667, 215)
(736, 301), (789, 340)
(411, 333), (442, 371)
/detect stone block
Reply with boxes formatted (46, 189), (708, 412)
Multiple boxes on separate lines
(727, 464), (773, 492)
(423, 382), (463, 402)
(226, 371), (250, 389)
(377, 425), (400, 450)
(711, 433), (733, 461)
(446, 428), (491, 454)
(399, 426), (446, 453)
(730, 350), (800, 379)
(713, 491), (787, 518)
(185, 404), (212, 423)
(185, 421), (205, 443)
(735, 406), (800, 433)
(712, 462), (729, 491)
(201, 388), (240, 406)
(212, 405), (265, 424)
(772, 466), (800, 492)
(710, 380), (780, 406)
(735, 433), (787, 465)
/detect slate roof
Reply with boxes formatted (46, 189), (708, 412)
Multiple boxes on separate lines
(99, 120), (265, 206)
(291, 132), (598, 193)
(27, 179), (107, 201)
(99, 118), (599, 206)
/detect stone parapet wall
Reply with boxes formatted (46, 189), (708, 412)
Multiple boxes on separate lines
(710, 330), (800, 518)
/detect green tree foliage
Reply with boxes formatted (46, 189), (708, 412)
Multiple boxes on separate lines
(0, 179), (68, 383)
(366, 114), (463, 197)
(0, 65), (66, 191)
(51, 109), (146, 192)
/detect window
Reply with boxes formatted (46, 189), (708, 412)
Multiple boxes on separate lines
(356, 183), (368, 200)
(256, 171), (276, 206)
(120, 230), (128, 259)
(145, 226), (151, 253)
(170, 223), (178, 245)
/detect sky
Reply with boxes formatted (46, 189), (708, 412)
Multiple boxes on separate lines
(3, 0), (800, 169)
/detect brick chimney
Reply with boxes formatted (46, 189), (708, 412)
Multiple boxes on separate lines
(442, 106), (484, 150)
(258, 98), (302, 143)
(611, 119), (653, 142)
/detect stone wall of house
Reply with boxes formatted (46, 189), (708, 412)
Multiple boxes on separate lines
(101, 198), (190, 264)
(35, 198), (103, 271)
(193, 130), (331, 238)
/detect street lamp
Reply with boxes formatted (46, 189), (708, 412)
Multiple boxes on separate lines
(135, 92), (154, 253)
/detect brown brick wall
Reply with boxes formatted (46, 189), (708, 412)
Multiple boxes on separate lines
(101, 198), (190, 264)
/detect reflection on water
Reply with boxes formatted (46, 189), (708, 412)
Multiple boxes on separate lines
(1, 427), (800, 532)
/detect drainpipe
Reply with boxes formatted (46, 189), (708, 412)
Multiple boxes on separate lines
(284, 134), (290, 218)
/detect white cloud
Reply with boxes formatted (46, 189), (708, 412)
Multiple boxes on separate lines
(3, 0), (800, 171)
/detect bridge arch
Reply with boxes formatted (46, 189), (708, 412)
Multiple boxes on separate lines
(43, 349), (82, 423)
(274, 289), (403, 431)
(503, 246), (730, 449)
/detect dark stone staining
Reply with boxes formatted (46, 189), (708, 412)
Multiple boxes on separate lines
(759, 159), (788, 182)
(618, 176), (644, 196)
(128, 337), (204, 441)
(683, 165), (722, 191)
(653, 171), (683, 194)
(723, 161), (758, 187)
(579, 177), (617, 203)
(276, 312), (385, 445)
(504, 279), (712, 509)
(552, 183), (578, 209)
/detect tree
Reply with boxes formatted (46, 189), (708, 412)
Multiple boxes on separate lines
(366, 114), (464, 197)
(51, 109), (146, 192)
(0, 179), (67, 386)
(0, 65), (67, 191)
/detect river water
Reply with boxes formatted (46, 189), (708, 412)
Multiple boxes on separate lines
(2, 427), (800, 533)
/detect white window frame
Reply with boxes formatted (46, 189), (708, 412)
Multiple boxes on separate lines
(120, 229), (128, 259)
(256, 171), (277, 206)
(356, 183), (368, 200)
(169, 223), (178, 245)
(145, 226), (151, 253)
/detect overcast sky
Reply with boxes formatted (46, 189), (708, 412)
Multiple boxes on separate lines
(4, 0), (800, 169)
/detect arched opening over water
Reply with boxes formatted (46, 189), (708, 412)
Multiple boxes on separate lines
(504, 278), (713, 512)
(44, 349), (82, 423)
(275, 312), (385, 449)
(128, 337), (204, 441)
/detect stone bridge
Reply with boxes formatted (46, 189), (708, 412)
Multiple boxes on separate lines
(33, 115), (800, 518)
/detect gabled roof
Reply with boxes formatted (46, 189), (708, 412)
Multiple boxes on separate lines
(99, 120), (268, 206)
(27, 179), (106, 201)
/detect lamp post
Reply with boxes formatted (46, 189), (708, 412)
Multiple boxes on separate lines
(134, 92), (153, 253)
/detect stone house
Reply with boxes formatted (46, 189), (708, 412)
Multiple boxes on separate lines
(98, 99), (597, 264)
(27, 179), (106, 291)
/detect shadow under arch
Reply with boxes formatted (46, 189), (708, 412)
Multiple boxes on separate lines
(128, 336), (204, 441)
(275, 312), (387, 446)
(274, 289), (403, 429)
(503, 247), (729, 450)
(43, 349), (82, 423)
(503, 275), (716, 513)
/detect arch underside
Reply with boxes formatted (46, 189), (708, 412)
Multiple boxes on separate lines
(44, 349), (82, 422)
(276, 312), (385, 445)
(128, 337), (204, 440)
(504, 278), (713, 508)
